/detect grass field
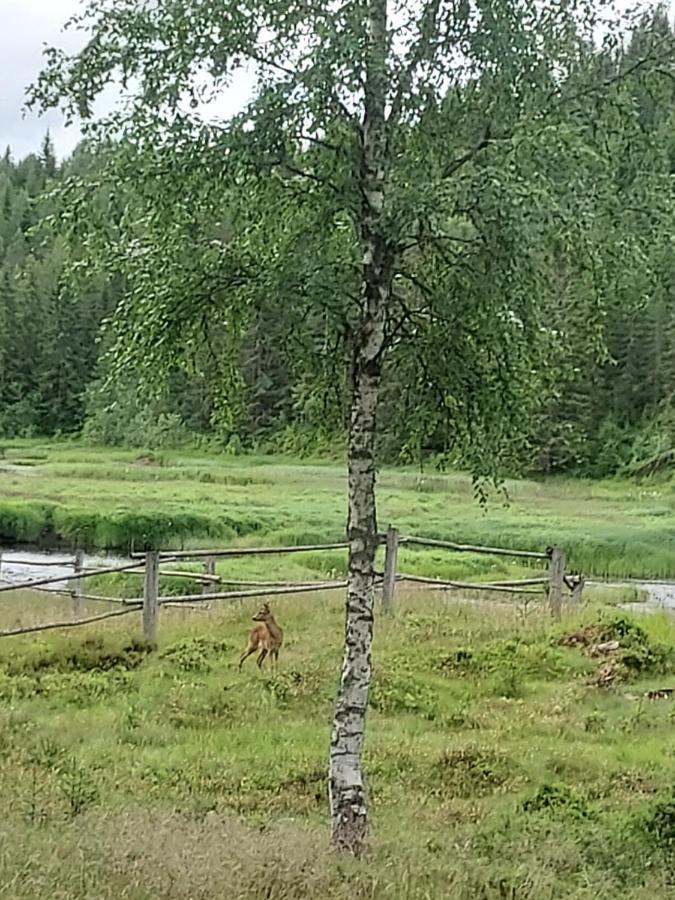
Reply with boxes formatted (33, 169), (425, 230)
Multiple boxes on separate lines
(2, 441), (675, 897)
(1, 588), (675, 899)
(3, 440), (675, 578)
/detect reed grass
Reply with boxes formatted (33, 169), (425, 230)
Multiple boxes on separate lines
(2, 440), (675, 578)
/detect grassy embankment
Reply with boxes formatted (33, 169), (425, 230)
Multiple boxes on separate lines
(1, 589), (675, 899)
(2, 441), (675, 581)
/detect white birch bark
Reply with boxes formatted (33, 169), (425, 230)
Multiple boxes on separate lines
(329, 0), (390, 855)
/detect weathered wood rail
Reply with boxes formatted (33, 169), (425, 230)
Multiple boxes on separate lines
(382, 528), (574, 619)
(0, 530), (582, 640)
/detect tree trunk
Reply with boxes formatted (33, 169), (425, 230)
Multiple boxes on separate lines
(329, 0), (389, 856)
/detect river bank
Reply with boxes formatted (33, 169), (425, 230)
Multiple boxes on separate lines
(3, 442), (675, 581)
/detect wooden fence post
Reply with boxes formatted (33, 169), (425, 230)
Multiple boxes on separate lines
(570, 575), (585, 606)
(202, 556), (216, 596)
(382, 526), (399, 615)
(143, 551), (160, 644)
(72, 549), (84, 616)
(548, 546), (566, 619)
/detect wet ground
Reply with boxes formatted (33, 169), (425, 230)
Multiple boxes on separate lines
(587, 578), (675, 614)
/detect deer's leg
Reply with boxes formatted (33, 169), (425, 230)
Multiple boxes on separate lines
(271, 649), (279, 671)
(256, 648), (268, 669)
(239, 644), (257, 670)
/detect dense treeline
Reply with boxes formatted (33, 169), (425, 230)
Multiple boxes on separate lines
(2, 10), (675, 477)
(0, 138), (122, 437)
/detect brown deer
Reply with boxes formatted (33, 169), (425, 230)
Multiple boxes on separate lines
(238, 602), (283, 671)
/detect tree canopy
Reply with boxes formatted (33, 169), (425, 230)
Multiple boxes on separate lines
(0, 6), (670, 478)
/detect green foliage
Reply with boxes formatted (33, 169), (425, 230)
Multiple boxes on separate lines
(0, 501), (53, 542)
(439, 638), (573, 683)
(1, 9), (675, 477)
(159, 637), (231, 673)
(600, 614), (674, 676)
(261, 669), (329, 708)
(55, 756), (100, 819)
(644, 789), (675, 854)
(14, 0), (674, 488)
(0, 141), (120, 439)
(50, 506), (236, 552)
(522, 783), (592, 819)
(81, 372), (206, 449)
(370, 665), (439, 720)
(7, 443), (675, 581)
(433, 746), (516, 798)
(626, 402), (675, 476)
(557, 613), (675, 685)
(0, 635), (151, 677)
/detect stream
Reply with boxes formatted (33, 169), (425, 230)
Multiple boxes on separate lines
(587, 579), (675, 615)
(0, 548), (132, 592)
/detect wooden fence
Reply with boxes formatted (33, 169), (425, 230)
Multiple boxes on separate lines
(380, 529), (584, 617)
(0, 530), (584, 641)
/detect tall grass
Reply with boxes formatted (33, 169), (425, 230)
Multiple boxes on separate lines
(2, 440), (675, 577)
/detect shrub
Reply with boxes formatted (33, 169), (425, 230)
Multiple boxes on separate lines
(522, 783), (591, 819)
(434, 746), (516, 797)
(1, 636), (151, 677)
(644, 790), (675, 854)
(370, 668), (438, 720)
(0, 501), (53, 542)
(439, 638), (569, 684)
(160, 637), (231, 672)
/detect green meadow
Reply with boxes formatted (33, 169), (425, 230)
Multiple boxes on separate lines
(2, 441), (675, 898)
(3, 440), (675, 578)
(1, 590), (675, 899)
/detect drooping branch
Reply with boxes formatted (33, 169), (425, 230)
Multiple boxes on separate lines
(387, 0), (442, 134)
(546, 39), (675, 114)
(441, 126), (493, 178)
(278, 160), (342, 193)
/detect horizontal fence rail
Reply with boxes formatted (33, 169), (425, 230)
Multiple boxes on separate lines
(118, 579), (351, 606)
(0, 560), (147, 594)
(130, 541), (351, 561)
(400, 535), (550, 560)
(0, 605), (141, 638)
(157, 580), (350, 605)
(0, 526), (582, 639)
(397, 574), (544, 595)
(380, 529), (569, 616)
(0, 558), (76, 568)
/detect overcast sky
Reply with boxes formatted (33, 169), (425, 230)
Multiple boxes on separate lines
(1, 0), (81, 158)
(1, 0), (255, 159)
(1, 0), (672, 160)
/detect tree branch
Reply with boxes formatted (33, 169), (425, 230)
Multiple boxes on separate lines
(245, 49), (298, 80)
(547, 43), (673, 113)
(297, 132), (344, 153)
(387, 293), (427, 344)
(387, 0), (442, 134)
(245, 49), (360, 131)
(274, 158), (342, 194)
(395, 270), (436, 301)
(442, 126), (493, 178)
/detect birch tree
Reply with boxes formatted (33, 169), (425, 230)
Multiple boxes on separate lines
(30, 0), (668, 853)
